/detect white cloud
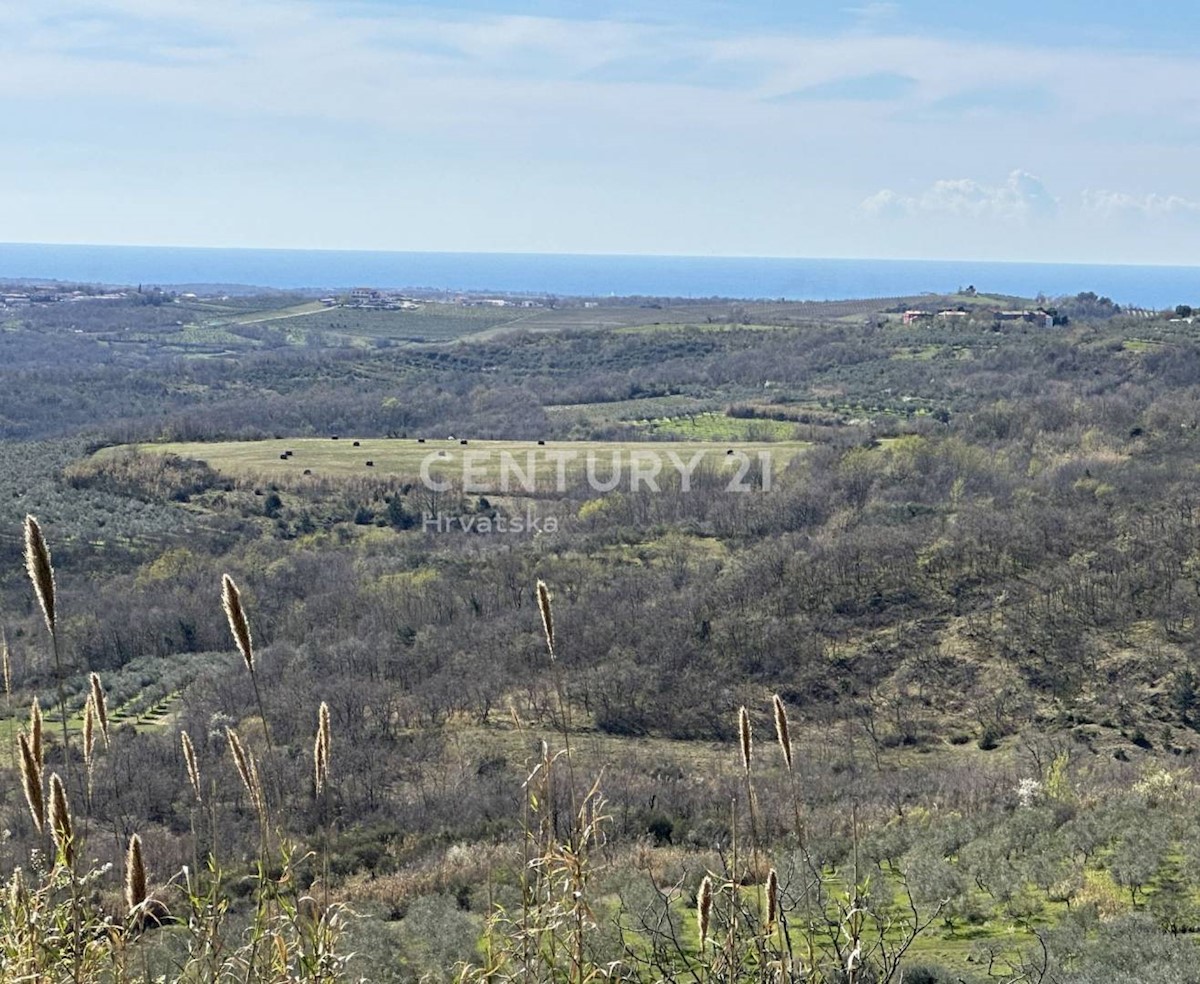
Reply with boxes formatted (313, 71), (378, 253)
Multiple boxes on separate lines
(1082, 189), (1200, 218)
(841, 2), (901, 33)
(862, 170), (1057, 220)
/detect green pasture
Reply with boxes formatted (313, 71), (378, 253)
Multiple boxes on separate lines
(113, 436), (809, 493)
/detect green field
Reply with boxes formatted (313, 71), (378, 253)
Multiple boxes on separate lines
(116, 436), (807, 492)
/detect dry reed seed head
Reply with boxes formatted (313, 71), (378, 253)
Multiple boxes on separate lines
(228, 727), (266, 818)
(315, 701), (331, 794)
(247, 756), (266, 819)
(772, 694), (792, 771)
(697, 875), (714, 945)
(29, 698), (43, 771)
(17, 732), (44, 833)
(82, 694), (96, 772)
(125, 833), (148, 914)
(48, 773), (73, 866)
(221, 574), (255, 672)
(766, 868), (779, 928)
(2, 631), (11, 699)
(23, 516), (56, 636)
(225, 727), (256, 800)
(319, 701), (331, 771)
(536, 579), (555, 657)
(181, 730), (202, 802)
(313, 731), (326, 795)
(739, 705), (752, 774)
(9, 868), (24, 911)
(89, 673), (110, 747)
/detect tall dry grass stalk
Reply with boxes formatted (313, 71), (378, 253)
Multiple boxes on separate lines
(2, 629), (11, 699)
(89, 673), (110, 748)
(766, 868), (779, 928)
(82, 696), (96, 779)
(29, 698), (43, 771)
(181, 730), (202, 802)
(2, 631), (11, 772)
(226, 727), (264, 819)
(9, 867), (24, 911)
(124, 833), (147, 915)
(221, 574), (254, 673)
(24, 516), (72, 790)
(536, 579), (555, 658)
(226, 727), (254, 796)
(739, 705), (752, 775)
(24, 515), (56, 636)
(314, 702), (331, 795)
(772, 694), (792, 771)
(18, 732), (44, 833)
(697, 875), (713, 946)
(736, 704), (765, 956)
(221, 574), (276, 805)
(535, 579), (579, 838)
(48, 772), (73, 866)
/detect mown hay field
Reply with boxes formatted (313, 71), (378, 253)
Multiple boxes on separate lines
(110, 436), (810, 491)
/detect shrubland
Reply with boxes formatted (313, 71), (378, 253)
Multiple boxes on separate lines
(0, 291), (1199, 979)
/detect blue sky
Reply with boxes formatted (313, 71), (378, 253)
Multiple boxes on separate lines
(2, 0), (1199, 263)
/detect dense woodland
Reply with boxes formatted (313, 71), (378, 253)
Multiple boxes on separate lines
(3, 287), (1200, 981)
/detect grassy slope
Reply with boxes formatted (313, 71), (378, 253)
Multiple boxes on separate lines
(111, 437), (809, 488)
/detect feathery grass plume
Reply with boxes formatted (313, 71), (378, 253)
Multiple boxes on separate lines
(314, 701), (331, 794)
(48, 772), (73, 865)
(29, 697), (43, 771)
(247, 755), (266, 818)
(313, 731), (326, 795)
(766, 867), (779, 928)
(226, 727), (255, 800)
(221, 574), (254, 672)
(697, 875), (713, 945)
(125, 833), (147, 915)
(536, 579), (555, 658)
(227, 726), (265, 817)
(772, 693), (792, 771)
(2, 630), (11, 699)
(17, 732), (44, 832)
(89, 672), (110, 748)
(739, 705), (752, 775)
(181, 730), (202, 802)
(9, 867), (24, 912)
(319, 701), (331, 765)
(82, 694), (96, 774)
(23, 515), (56, 635)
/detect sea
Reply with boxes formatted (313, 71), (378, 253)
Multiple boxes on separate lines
(1, 242), (1197, 308)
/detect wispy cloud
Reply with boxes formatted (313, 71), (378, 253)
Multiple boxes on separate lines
(771, 70), (917, 102)
(862, 171), (1058, 220)
(928, 84), (1056, 116)
(842, 2), (902, 33)
(1082, 189), (1200, 218)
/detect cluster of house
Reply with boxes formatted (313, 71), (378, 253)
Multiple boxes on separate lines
(1, 287), (129, 308)
(458, 296), (543, 308)
(323, 288), (545, 311)
(902, 308), (1057, 328)
(323, 288), (421, 310)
